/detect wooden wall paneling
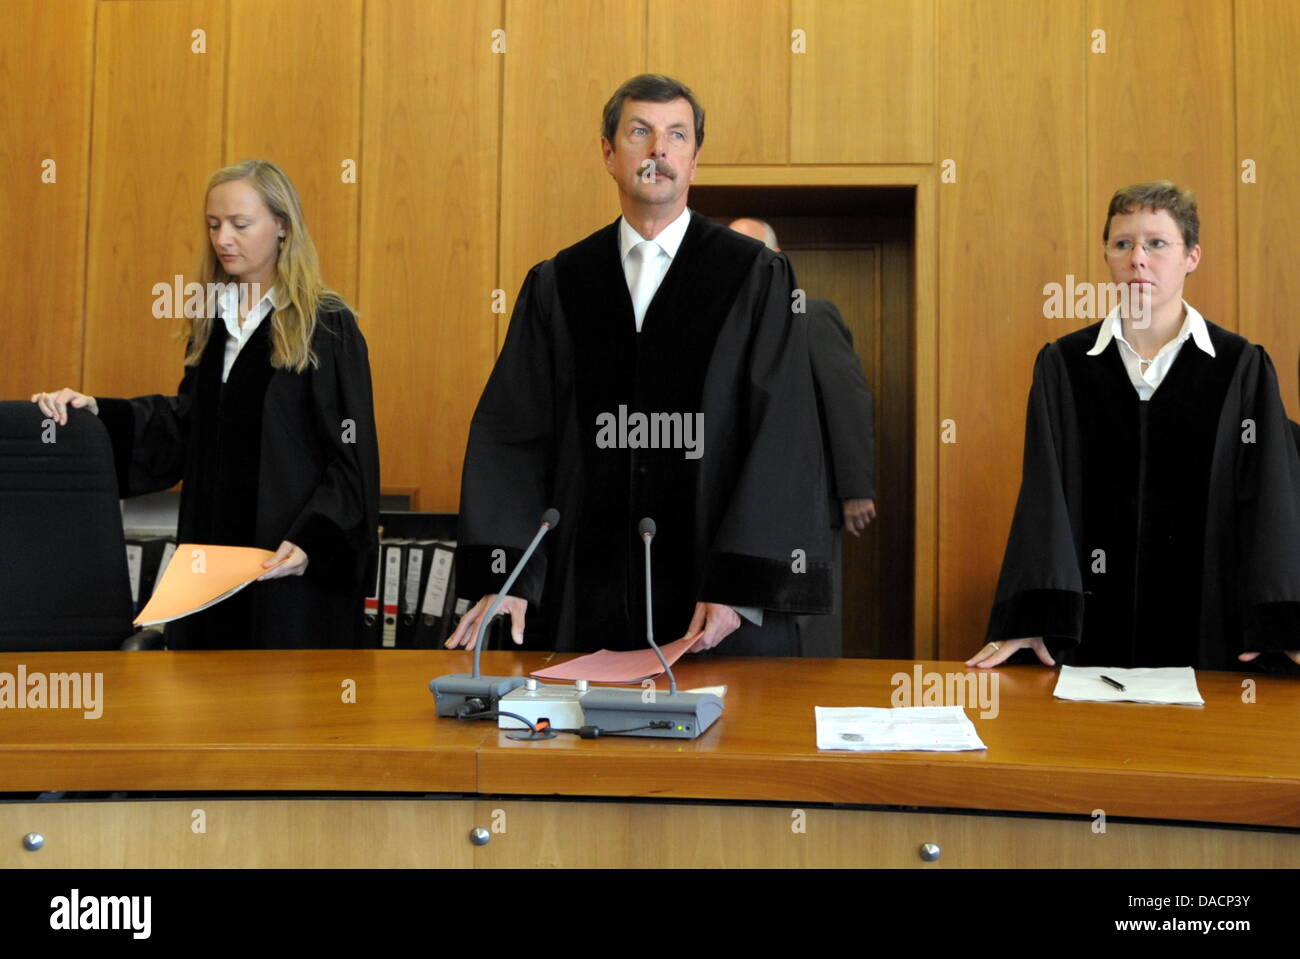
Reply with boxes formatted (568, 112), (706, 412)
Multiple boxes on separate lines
(360, 0), (502, 510)
(226, 0), (362, 308)
(498, 0), (646, 350)
(83, 0), (227, 401)
(912, 173), (937, 658)
(879, 232), (916, 657)
(12, 0), (1277, 647)
(1085, 0), (1236, 330)
(646, 0), (789, 165)
(0, 0), (95, 400)
(790, 0), (934, 164)
(936, 0), (1087, 660)
(1236, 0), (1300, 418)
(696, 164), (935, 188)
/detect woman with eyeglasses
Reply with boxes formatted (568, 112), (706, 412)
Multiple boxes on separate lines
(968, 181), (1300, 673)
(32, 159), (380, 649)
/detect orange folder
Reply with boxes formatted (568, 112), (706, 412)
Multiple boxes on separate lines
(133, 544), (281, 626)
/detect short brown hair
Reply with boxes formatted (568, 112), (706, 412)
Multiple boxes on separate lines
(601, 74), (705, 153)
(1103, 181), (1199, 249)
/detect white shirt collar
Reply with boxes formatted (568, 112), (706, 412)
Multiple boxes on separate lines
(618, 206), (692, 264)
(1086, 300), (1215, 359)
(218, 282), (278, 335)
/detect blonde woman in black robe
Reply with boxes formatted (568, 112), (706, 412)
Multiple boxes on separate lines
(33, 159), (380, 649)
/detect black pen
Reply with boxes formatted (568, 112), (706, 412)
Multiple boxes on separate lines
(1100, 675), (1126, 691)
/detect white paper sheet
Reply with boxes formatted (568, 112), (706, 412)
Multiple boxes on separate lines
(815, 705), (987, 752)
(1052, 665), (1204, 706)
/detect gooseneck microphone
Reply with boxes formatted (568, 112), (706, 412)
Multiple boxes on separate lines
(429, 508), (559, 717)
(471, 508), (559, 680)
(577, 516), (724, 738)
(638, 516), (675, 695)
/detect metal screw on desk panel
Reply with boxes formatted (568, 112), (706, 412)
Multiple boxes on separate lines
(918, 842), (940, 862)
(23, 833), (44, 852)
(524, 678), (539, 691)
(575, 680), (589, 692)
(470, 827), (491, 847)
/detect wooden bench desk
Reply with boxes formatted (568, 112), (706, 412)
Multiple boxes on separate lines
(0, 651), (1295, 867)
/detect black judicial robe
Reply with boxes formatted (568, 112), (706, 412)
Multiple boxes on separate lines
(457, 212), (833, 653)
(987, 319), (1300, 671)
(97, 307), (381, 649)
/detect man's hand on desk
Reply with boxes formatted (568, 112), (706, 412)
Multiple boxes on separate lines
(1239, 650), (1300, 666)
(683, 602), (741, 653)
(965, 637), (1056, 668)
(445, 594), (528, 650)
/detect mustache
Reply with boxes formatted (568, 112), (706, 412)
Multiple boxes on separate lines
(639, 159), (675, 179)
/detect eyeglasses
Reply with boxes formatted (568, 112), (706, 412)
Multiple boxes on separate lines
(1103, 238), (1185, 259)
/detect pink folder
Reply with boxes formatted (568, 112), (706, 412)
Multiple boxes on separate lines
(529, 633), (700, 684)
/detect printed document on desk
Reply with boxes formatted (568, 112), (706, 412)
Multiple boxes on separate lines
(815, 706), (987, 752)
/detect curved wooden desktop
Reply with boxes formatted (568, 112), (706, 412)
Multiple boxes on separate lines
(0, 651), (1296, 867)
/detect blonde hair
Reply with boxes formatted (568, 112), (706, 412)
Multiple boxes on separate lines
(186, 159), (349, 372)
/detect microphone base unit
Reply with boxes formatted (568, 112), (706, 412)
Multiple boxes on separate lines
(429, 674), (527, 717)
(498, 683), (586, 730)
(578, 688), (724, 739)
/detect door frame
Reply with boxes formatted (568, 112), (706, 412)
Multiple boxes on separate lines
(695, 165), (937, 659)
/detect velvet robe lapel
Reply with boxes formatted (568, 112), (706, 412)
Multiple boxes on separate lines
(1062, 322), (1241, 666)
(553, 211), (766, 648)
(187, 313), (274, 550)
(559, 211), (760, 436)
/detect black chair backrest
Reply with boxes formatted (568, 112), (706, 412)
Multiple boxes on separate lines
(0, 401), (133, 650)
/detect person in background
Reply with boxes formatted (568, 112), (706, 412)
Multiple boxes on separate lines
(33, 159), (380, 649)
(729, 217), (877, 657)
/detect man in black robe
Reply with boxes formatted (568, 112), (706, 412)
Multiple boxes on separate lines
(448, 74), (832, 656)
(970, 183), (1300, 672)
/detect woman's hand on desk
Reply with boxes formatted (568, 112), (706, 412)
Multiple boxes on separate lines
(445, 595), (528, 650)
(965, 637), (1055, 668)
(31, 388), (98, 425)
(1239, 650), (1300, 666)
(258, 540), (308, 580)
